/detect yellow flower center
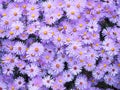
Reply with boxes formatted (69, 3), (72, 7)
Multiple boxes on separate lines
(79, 51), (83, 55)
(71, 11), (75, 15)
(43, 31), (48, 35)
(0, 30), (4, 33)
(31, 7), (35, 11)
(10, 31), (14, 35)
(29, 28), (32, 32)
(32, 14), (35, 18)
(5, 21), (9, 25)
(2, 13), (7, 16)
(47, 4), (51, 8)
(77, 4), (80, 8)
(59, 2), (62, 6)
(63, 26), (67, 30)
(56, 64), (60, 68)
(57, 13), (61, 17)
(59, 79), (62, 83)
(35, 47), (39, 52)
(80, 59), (84, 62)
(88, 63), (92, 67)
(14, 12), (17, 16)
(111, 48), (115, 51)
(66, 38), (70, 42)
(15, 26), (19, 30)
(45, 56), (50, 60)
(79, 24), (83, 27)
(104, 64), (107, 67)
(73, 28), (77, 32)
(12, 86), (15, 90)
(57, 37), (61, 42)
(23, 5), (27, 8)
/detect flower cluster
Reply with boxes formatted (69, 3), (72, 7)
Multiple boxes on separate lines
(0, 0), (120, 90)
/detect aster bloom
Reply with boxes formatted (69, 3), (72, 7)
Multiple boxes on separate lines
(27, 11), (39, 21)
(52, 32), (65, 46)
(26, 64), (39, 78)
(39, 26), (52, 40)
(92, 68), (105, 80)
(104, 74), (116, 86)
(10, 21), (24, 35)
(69, 63), (82, 75)
(63, 70), (74, 82)
(0, 16), (11, 28)
(107, 64), (119, 76)
(27, 42), (44, 56)
(87, 20), (99, 32)
(14, 77), (25, 88)
(42, 75), (54, 88)
(66, 6), (80, 20)
(1, 53), (18, 65)
(42, 0), (56, 12)
(75, 75), (88, 90)
(9, 7), (22, 20)
(0, 81), (7, 90)
(51, 60), (64, 74)
(66, 41), (81, 57)
(40, 51), (54, 63)
(13, 41), (26, 55)
(26, 24), (37, 34)
(28, 76), (43, 90)
(2, 64), (14, 76)
(0, 27), (6, 38)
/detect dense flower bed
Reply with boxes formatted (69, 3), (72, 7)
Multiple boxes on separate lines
(0, 0), (120, 90)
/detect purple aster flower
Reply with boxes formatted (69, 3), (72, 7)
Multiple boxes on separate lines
(27, 42), (44, 56)
(10, 21), (24, 35)
(13, 41), (26, 55)
(66, 41), (81, 57)
(52, 32), (65, 46)
(40, 51), (54, 63)
(52, 82), (65, 90)
(107, 64), (119, 76)
(14, 77), (25, 89)
(42, 0), (56, 12)
(63, 70), (74, 82)
(2, 64), (14, 76)
(18, 32), (29, 40)
(0, 81), (7, 90)
(75, 75), (88, 90)
(26, 24), (37, 34)
(54, 0), (65, 9)
(8, 83), (18, 90)
(27, 11), (39, 21)
(104, 74), (116, 86)
(1, 53), (18, 65)
(26, 64), (39, 78)
(54, 74), (66, 86)
(28, 76), (43, 90)
(39, 26), (52, 40)
(92, 68), (105, 80)
(0, 27), (6, 38)
(42, 75), (54, 88)
(50, 60), (64, 75)
(9, 7), (22, 20)
(66, 6), (80, 20)
(69, 63), (82, 75)
(87, 20), (99, 32)
(0, 16), (11, 28)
